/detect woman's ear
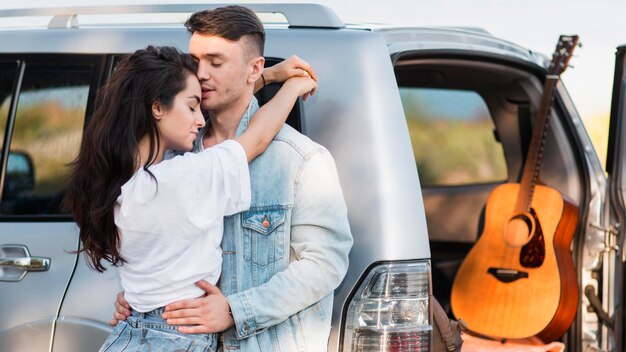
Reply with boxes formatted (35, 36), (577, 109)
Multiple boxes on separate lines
(248, 56), (265, 84)
(152, 100), (165, 120)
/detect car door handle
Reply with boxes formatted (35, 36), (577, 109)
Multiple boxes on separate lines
(0, 245), (51, 281)
(0, 256), (50, 271)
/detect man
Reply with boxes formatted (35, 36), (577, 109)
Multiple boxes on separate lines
(113, 5), (353, 351)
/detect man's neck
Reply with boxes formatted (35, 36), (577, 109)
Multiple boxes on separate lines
(204, 94), (253, 147)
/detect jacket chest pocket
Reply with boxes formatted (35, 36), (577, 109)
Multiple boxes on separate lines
(242, 208), (287, 266)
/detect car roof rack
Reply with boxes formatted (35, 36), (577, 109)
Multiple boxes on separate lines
(0, 3), (345, 30)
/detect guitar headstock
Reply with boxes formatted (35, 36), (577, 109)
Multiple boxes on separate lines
(548, 35), (580, 76)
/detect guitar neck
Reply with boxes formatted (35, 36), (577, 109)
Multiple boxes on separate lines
(515, 76), (560, 213)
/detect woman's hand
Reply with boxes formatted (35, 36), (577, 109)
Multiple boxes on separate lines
(282, 75), (318, 101)
(257, 55), (318, 100)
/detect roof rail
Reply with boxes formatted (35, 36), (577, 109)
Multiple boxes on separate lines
(0, 3), (345, 30)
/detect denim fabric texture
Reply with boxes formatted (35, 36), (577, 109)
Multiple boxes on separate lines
(197, 98), (353, 352)
(99, 308), (217, 352)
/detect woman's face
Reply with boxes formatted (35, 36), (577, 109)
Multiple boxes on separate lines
(155, 74), (205, 152)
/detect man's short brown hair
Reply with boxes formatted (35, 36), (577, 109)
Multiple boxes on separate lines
(185, 5), (265, 57)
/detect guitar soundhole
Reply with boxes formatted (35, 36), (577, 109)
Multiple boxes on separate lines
(503, 213), (534, 247)
(520, 208), (545, 268)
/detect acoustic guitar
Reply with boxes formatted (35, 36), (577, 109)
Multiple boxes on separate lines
(450, 35), (580, 342)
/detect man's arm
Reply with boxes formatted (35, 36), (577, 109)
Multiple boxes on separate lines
(226, 148), (353, 338)
(161, 149), (353, 336)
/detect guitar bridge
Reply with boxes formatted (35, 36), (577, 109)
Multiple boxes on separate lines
(487, 267), (528, 283)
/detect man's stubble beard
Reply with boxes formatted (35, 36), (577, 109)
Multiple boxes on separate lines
(202, 85), (242, 114)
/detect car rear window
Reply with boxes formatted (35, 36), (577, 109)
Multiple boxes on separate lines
(400, 87), (507, 186)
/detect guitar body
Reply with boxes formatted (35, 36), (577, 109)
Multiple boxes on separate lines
(451, 183), (579, 341)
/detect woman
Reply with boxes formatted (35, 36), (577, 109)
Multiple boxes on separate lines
(63, 45), (316, 352)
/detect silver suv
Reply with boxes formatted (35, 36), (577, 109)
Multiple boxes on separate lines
(0, 4), (622, 352)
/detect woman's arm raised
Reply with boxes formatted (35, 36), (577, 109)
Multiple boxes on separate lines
(236, 75), (317, 162)
(253, 55), (318, 99)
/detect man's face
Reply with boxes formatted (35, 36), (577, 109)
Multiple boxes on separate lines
(188, 33), (252, 113)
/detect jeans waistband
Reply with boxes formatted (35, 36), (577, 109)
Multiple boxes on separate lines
(121, 306), (218, 351)
(133, 306), (167, 318)
(127, 307), (176, 330)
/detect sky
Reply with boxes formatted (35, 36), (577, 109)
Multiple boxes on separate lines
(1, 0), (624, 122)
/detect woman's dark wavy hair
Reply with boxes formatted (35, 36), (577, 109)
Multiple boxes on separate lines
(63, 45), (197, 272)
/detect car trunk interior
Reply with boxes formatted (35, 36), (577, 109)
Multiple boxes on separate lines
(394, 55), (586, 343)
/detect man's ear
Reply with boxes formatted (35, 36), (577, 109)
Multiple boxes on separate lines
(152, 100), (165, 120)
(248, 56), (265, 84)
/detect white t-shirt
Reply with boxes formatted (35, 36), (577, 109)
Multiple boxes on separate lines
(114, 139), (250, 312)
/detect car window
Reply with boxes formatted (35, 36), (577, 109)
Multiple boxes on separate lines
(0, 61), (93, 216)
(400, 87), (507, 186)
(0, 62), (17, 149)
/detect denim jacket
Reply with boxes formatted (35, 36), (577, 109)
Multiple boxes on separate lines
(205, 98), (353, 351)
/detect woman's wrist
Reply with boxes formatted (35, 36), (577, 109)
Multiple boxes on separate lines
(262, 68), (274, 85)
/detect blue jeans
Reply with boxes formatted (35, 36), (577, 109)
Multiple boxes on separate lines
(99, 307), (217, 352)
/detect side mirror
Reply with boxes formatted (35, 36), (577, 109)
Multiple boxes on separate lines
(4, 151), (35, 197)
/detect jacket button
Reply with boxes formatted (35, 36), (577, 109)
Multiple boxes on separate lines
(262, 218), (270, 228)
(242, 322), (250, 333)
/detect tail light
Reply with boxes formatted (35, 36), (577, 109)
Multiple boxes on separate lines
(342, 261), (432, 352)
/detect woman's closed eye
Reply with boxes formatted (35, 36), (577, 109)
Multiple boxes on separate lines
(187, 96), (200, 112)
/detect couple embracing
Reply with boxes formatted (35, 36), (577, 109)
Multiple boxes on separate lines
(64, 5), (352, 352)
